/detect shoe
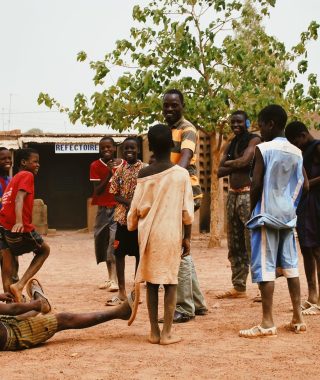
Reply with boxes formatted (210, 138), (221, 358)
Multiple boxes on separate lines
(108, 280), (119, 292)
(195, 308), (208, 316)
(173, 311), (195, 324)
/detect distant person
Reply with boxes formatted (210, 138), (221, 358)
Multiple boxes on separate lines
(285, 121), (320, 315)
(162, 89), (207, 323)
(217, 111), (260, 300)
(0, 278), (137, 351)
(109, 137), (145, 306)
(0, 148), (50, 302)
(0, 147), (19, 292)
(240, 105), (307, 338)
(90, 137), (124, 292)
(128, 124), (194, 344)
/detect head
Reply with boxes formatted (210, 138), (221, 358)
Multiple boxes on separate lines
(0, 147), (12, 175)
(122, 137), (139, 164)
(148, 124), (173, 157)
(285, 121), (312, 150)
(230, 110), (249, 136)
(99, 136), (116, 162)
(162, 89), (184, 126)
(15, 148), (40, 175)
(258, 104), (287, 142)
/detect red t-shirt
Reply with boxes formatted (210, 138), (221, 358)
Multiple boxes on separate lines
(90, 159), (124, 207)
(0, 171), (35, 232)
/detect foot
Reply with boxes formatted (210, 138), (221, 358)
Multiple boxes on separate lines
(302, 303), (320, 316)
(195, 308), (208, 316)
(173, 311), (194, 324)
(99, 280), (117, 290)
(105, 295), (125, 306)
(10, 282), (23, 303)
(239, 325), (277, 338)
(284, 321), (307, 333)
(148, 331), (161, 344)
(216, 288), (247, 299)
(160, 334), (181, 345)
(27, 279), (51, 314)
(109, 280), (119, 292)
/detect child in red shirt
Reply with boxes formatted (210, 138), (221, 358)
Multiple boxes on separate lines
(0, 148), (50, 302)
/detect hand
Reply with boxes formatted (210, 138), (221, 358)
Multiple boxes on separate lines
(224, 160), (232, 167)
(0, 292), (14, 303)
(11, 223), (24, 233)
(181, 238), (191, 257)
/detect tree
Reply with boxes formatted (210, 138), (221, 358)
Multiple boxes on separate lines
(38, 0), (320, 247)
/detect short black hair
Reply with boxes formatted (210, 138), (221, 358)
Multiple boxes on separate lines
(0, 147), (9, 152)
(123, 136), (138, 145)
(231, 110), (248, 120)
(285, 121), (309, 141)
(99, 136), (115, 145)
(163, 89), (184, 105)
(148, 124), (173, 153)
(258, 104), (287, 130)
(15, 148), (38, 167)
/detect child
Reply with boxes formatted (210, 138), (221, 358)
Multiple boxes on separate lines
(239, 105), (307, 338)
(0, 148), (50, 302)
(127, 124), (194, 345)
(90, 137), (124, 291)
(108, 137), (145, 305)
(0, 147), (19, 292)
(285, 121), (320, 315)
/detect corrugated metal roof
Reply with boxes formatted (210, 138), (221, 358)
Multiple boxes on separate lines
(18, 136), (126, 144)
(0, 139), (20, 150)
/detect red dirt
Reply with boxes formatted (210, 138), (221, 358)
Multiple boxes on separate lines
(2, 231), (320, 379)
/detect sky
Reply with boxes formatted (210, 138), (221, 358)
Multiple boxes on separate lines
(0, 0), (319, 134)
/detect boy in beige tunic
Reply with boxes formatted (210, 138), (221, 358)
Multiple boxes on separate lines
(127, 124), (194, 345)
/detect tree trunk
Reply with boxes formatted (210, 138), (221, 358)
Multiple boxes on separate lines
(208, 131), (222, 248)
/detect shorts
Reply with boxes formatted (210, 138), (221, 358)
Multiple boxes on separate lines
(1, 314), (58, 351)
(2, 229), (44, 256)
(251, 226), (299, 283)
(114, 223), (139, 257)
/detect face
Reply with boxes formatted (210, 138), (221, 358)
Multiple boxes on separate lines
(258, 118), (273, 142)
(123, 140), (138, 164)
(288, 133), (309, 151)
(22, 153), (40, 175)
(99, 140), (116, 161)
(162, 94), (183, 126)
(230, 114), (246, 136)
(0, 150), (12, 173)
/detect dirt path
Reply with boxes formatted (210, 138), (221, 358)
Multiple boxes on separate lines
(2, 231), (320, 379)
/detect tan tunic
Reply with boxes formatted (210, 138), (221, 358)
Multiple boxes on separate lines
(127, 166), (194, 284)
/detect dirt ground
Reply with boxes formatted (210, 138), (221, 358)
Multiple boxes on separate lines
(2, 231), (320, 380)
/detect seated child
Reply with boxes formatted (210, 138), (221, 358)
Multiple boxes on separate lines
(0, 148), (50, 302)
(108, 137), (145, 305)
(127, 124), (194, 345)
(239, 105), (307, 338)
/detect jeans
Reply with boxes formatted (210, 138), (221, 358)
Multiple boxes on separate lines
(175, 254), (207, 317)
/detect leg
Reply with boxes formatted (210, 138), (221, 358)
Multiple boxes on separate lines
(301, 246), (317, 304)
(175, 255), (194, 317)
(190, 257), (207, 314)
(287, 277), (304, 325)
(146, 282), (160, 344)
(115, 254), (126, 300)
(134, 254), (140, 277)
(1, 248), (16, 293)
(161, 284), (181, 345)
(106, 220), (118, 285)
(56, 301), (132, 331)
(10, 243), (50, 302)
(312, 247), (320, 305)
(259, 281), (275, 328)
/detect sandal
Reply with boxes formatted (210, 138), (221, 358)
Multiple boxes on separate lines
(216, 288), (247, 299)
(26, 278), (51, 314)
(128, 283), (140, 326)
(239, 325), (277, 338)
(302, 302), (320, 316)
(284, 322), (307, 334)
(105, 295), (124, 306)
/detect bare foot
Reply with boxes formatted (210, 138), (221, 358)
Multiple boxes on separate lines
(160, 334), (181, 345)
(148, 332), (160, 344)
(10, 283), (23, 302)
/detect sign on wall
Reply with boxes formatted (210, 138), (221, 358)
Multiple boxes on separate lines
(55, 143), (99, 154)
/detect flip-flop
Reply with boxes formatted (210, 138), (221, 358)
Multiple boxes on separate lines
(302, 303), (320, 316)
(105, 295), (124, 307)
(284, 321), (307, 333)
(239, 325), (277, 338)
(26, 278), (51, 314)
(128, 283), (140, 326)
(216, 288), (247, 299)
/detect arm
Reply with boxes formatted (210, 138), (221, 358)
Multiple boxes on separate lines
(302, 167), (309, 193)
(114, 195), (131, 207)
(12, 190), (27, 233)
(250, 147), (264, 214)
(182, 224), (192, 257)
(178, 148), (193, 169)
(217, 143), (233, 178)
(0, 297), (41, 316)
(93, 174), (112, 196)
(224, 137), (261, 169)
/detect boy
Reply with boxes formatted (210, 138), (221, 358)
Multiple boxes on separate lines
(127, 124), (194, 344)
(90, 137), (124, 291)
(109, 137), (145, 305)
(285, 121), (320, 315)
(239, 105), (307, 338)
(0, 148), (50, 302)
(0, 279), (137, 351)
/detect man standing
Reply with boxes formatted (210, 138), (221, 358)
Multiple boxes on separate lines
(217, 111), (260, 299)
(162, 89), (207, 323)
